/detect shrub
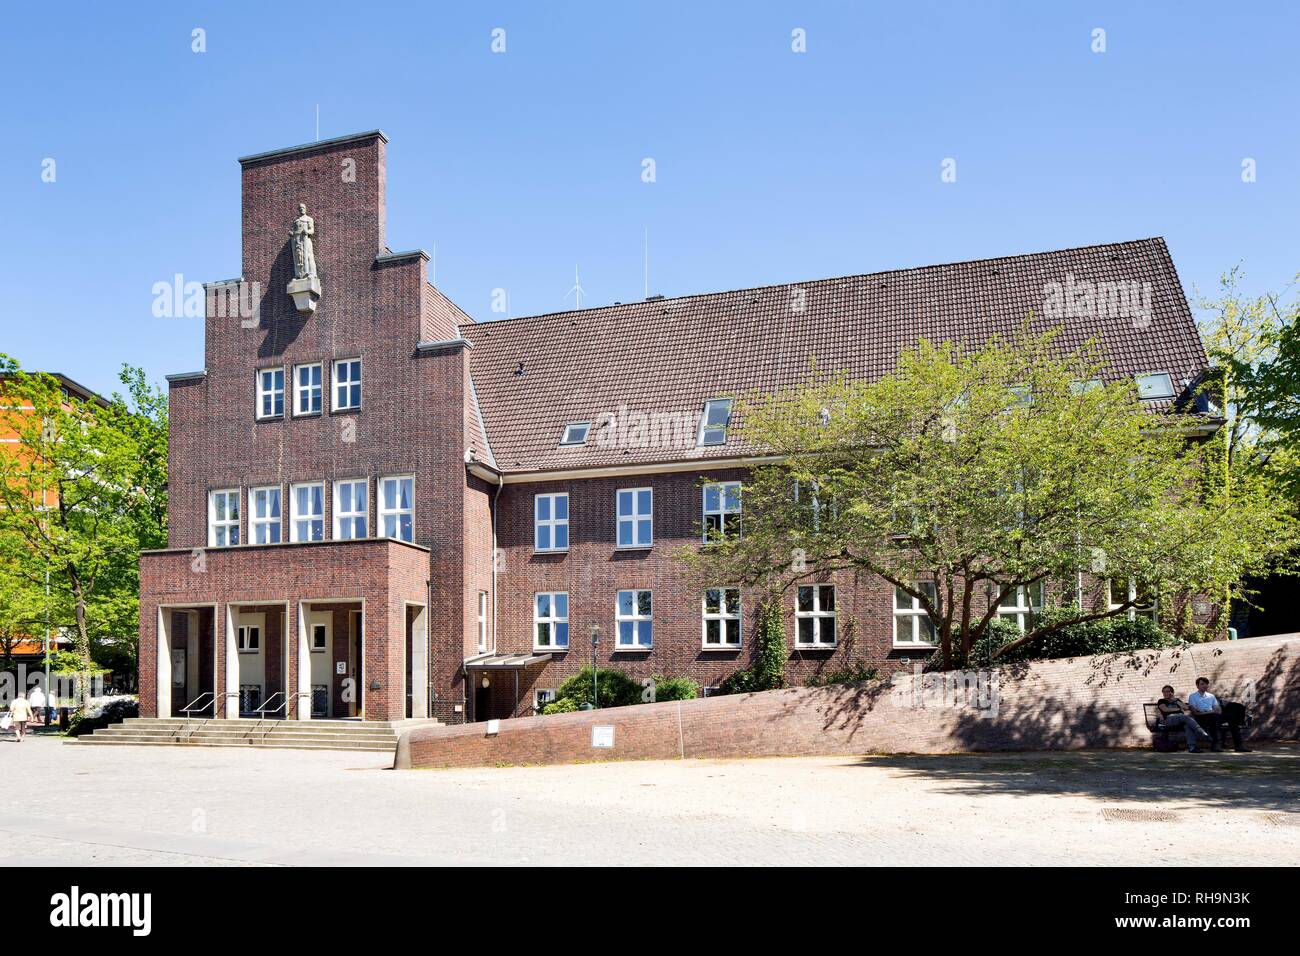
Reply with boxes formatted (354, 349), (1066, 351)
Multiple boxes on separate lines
(958, 610), (1178, 666)
(65, 697), (138, 737)
(550, 666), (643, 710)
(650, 675), (699, 702)
(541, 696), (578, 715)
(718, 598), (789, 696)
(805, 663), (880, 687)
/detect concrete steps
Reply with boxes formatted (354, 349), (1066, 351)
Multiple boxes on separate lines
(72, 717), (441, 753)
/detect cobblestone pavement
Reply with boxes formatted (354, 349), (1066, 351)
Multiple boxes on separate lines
(1, 734), (1295, 866)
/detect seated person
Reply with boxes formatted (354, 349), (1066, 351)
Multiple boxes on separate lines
(1156, 685), (1214, 753)
(1188, 677), (1250, 752)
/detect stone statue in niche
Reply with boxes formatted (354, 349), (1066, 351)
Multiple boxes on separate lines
(291, 203), (317, 279)
(286, 202), (322, 314)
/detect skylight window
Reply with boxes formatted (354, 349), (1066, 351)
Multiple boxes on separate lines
(698, 399), (733, 446)
(1135, 372), (1174, 400)
(560, 422), (591, 446)
(1070, 379), (1103, 395)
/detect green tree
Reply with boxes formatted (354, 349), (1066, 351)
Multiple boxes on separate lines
(0, 356), (167, 709)
(687, 331), (1298, 670)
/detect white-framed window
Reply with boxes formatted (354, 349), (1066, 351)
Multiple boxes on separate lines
(793, 480), (834, 530)
(893, 583), (937, 647)
(697, 398), (733, 446)
(208, 489), (240, 547)
(560, 422), (591, 446)
(237, 624), (260, 653)
(702, 481), (741, 543)
(796, 584), (837, 647)
(1109, 578), (1158, 622)
(379, 475), (414, 542)
(534, 493), (569, 551)
(1135, 372), (1174, 400)
(294, 362), (322, 416)
(477, 591), (489, 653)
(534, 688), (557, 711)
(997, 582), (1043, 632)
(616, 589), (653, 648)
(616, 487), (652, 548)
(256, 367), (284, 419)
(702, 588), (742, 648)
(290, 481), (325, 542)
(333, 478), (368, 540)
(534, 592), (570, 650)
(249, 486), (281, 545)
(333, 358), (362, 410)
(311, 622), (328, 652)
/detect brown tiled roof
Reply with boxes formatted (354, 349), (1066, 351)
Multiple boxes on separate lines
(461, 237), (1207, 474)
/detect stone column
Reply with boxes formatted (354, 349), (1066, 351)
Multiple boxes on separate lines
(156, 607), (171, 718)
(297, 602), (312, 721)
(410, 605), (429, 719)
(223, 605), (239, 719)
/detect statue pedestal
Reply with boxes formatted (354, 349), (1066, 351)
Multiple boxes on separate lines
(287, 276), (321, 314)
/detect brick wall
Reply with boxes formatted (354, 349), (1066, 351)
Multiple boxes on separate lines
(396, 634), (1300, 768)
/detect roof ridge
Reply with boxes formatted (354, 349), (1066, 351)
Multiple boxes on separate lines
(461, 237), (1168, 330)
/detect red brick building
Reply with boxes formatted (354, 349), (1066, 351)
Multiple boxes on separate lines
(138, 130), (1213, 724)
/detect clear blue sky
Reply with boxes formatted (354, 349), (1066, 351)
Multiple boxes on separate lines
(2, 1), (1297, 395)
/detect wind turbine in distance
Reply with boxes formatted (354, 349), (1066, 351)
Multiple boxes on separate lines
(564, 265), (587, 310)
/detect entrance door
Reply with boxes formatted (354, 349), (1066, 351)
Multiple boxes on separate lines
(474, 682), (491, 722)
(171, 646), (187, 714)
(308, 610), (332, 718)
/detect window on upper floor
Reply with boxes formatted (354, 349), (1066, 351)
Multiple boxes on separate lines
(333, 358), (362, 411)
(697, 398), (733, 446)
(256, 368), (284, 419)
(702, 481), (741, 544)
(237, 624), (260, 652)
(560, 422), (591, 446)
(477, 591), (489, 653)
(534, 493), (569, 552)
(249, 486), (281, 545)
(1135, 372), (1174, 400)
(893, 582), (937, 648)
(616, 487), (652, 548)
(796, 584), (837, 647)
(290, 481), (325, 542)
(333, 478), (369, 540)
(616, 589), (653, 649)
(294, 363), (323, 416)
(534, 592), (570, 650)
(208, 489), (240, 547)
(379, 475), (414, 542)
(702, 588), (742, 648)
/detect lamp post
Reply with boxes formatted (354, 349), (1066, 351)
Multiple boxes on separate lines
(590, 624), (600, 709)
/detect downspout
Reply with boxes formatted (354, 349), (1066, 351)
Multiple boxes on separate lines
(492, 475), (504, 656)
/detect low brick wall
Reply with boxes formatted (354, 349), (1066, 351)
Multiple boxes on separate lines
(396, 634), (1300, 768)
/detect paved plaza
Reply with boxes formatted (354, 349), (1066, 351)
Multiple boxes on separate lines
(1, 733), (1295, 866)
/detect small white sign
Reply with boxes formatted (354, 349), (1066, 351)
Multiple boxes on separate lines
(335, 661), (346, 675)
(592, 725), (615, 748)
(486, 719), (500, 736)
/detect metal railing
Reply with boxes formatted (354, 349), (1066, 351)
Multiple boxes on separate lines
(246, 692), (289, 743)
(174, 692), (215, 739)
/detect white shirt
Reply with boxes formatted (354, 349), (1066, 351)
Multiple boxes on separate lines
(28, 687), (45, 708)
(1188, 690), (1219, 714)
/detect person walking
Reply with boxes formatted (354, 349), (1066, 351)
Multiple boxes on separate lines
(8, 695), (33, 742)
(27, 685), (46, 727)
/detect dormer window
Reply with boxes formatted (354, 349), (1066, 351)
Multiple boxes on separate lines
(560, 422), (591, 446)
(1135, 372), (1174, 400)
(1070, 379), (1102, 395)
(697, 399), (733, 446)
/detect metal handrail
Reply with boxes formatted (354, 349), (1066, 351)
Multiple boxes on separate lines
(178, 692), (215, 717)
(252, 692), (288, 718)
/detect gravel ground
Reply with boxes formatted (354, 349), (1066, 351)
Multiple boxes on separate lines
(1, 732), (1295, 866)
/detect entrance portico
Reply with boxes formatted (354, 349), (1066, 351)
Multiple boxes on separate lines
(140, 538), (431, 722)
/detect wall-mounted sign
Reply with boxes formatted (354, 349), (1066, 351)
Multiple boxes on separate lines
(592, 725), (615, 748)
(486, 719), (500, 736)
(335, 661), (346, 675)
